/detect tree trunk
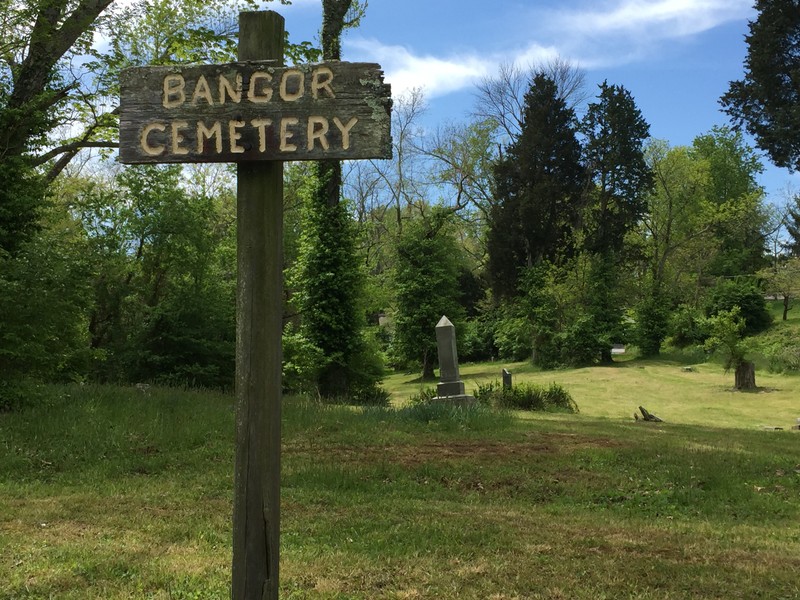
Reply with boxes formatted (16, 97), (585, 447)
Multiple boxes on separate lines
(734, 360), (756, 390)
(783, 295), (790, 321)
(422, 350), (436, 381)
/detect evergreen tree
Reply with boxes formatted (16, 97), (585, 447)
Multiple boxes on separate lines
(784, 193), (800, 257)
(580, 81), (653, 254)
(580, 82), (652, 361)
(720, 0), (800, 170)
(487, 73), (584, 298)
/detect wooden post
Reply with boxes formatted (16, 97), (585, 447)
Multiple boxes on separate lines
(232, 11), (284, 600)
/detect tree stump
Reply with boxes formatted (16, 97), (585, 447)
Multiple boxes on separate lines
(735, 360), (756, 390)
(638, 406), (663, 422)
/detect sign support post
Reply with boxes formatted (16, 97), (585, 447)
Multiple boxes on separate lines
(118, 11), (390, 598)
(232, 11), (283, 600)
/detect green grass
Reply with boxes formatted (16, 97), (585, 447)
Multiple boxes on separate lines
(2, 370), (800, 599)
(387, 357), (800, 430)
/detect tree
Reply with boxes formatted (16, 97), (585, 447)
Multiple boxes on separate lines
(704, 278), (772, 336)
(292, 168), (370, 396)
(391, 210), (464, 379)
(580, 81), (652, 360)
(720, 0), (800, 171)
(580, 81), (653, 255)
(690, 126), (769, 276)
(784, 192), (800, 256)
(292, 0), (373, 398)
(487, 73), (584, 298)
(72, 164), (237, 388)
(703, 307), (756, 390)
(759, 257), (800, 320)
(634, 140), (713, 354)
(475, 57), (590, 143)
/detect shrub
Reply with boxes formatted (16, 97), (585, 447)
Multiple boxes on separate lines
(493, 311), (532, 361)
(704, 278), (772, 335)
(634, 296), (670, 356)
(473, 380), (578, 413)
(459, 317), (497, 362)
(346, 383), (391, 407)
(668, 304), (707, 348)
(762, 342), (800, 373)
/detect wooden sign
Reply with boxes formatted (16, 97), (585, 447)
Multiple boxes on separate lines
(119, 61), (392, 163)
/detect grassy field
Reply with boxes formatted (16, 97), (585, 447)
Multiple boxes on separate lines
(2, 356), (799, 599)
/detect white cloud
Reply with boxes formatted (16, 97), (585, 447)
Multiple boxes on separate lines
(544, 0), (753, 65)
(342, 0), (754, 100)
(346, 38), (557, 98)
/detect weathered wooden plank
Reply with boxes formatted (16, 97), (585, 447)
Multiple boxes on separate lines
(231, 11), (284, 600)
(119, 61), (391, 163)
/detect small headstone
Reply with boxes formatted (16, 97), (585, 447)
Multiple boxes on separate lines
(433, 316), (475, 405)
(502, 368), (512, 390)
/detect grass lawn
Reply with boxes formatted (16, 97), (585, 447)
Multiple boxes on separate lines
(2, 361), (800, 599)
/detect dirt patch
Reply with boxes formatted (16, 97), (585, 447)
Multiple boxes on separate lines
(287, 433), (626, 467)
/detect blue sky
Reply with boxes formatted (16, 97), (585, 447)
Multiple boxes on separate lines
(274, 0), (798, 203)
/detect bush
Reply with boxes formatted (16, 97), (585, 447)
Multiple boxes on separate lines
(473, 380), (578, 413)
(345, 382), (391, 407)
(704, 278), (772, 335)
(762, 342), (800, 373)
(668, 304), (707, 348)
(493, 311), (532, 361)
(459, 316), (497, 362)
(634, 296), (670, 356)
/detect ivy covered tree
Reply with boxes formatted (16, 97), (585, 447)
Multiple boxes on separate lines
(487, 73), (584, 298)
(290, 0), (382, 398)
(292, 168), (372, 397)
(720, 0), (800, 171)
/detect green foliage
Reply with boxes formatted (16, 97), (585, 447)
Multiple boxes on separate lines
(488, 73), (583, 298)
(785, 193), (800, 257)
(580, 81), (652, 254)
(0, 157), (46, 255)
(691, 127), (768, 276)
(282, 324), (324, 394)
(634, 293), (670, 356)
(292, 162), (379, 397)
(761, 341), (800, 374)
(704, 278), (772, 335)
(668, 304), (707, 348)
(703, 307), (748, 371)
(458, 314), (498, 362)
(69, 164), (237, 389)
(0, 199), (94, 409)
(721, 0), (800, 170)
(492, 303), (532, 362)
(390, 210), (465, 378)
(473, 380), (578, 413)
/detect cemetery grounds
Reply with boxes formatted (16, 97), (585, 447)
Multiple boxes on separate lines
(2, 318), (800, 598)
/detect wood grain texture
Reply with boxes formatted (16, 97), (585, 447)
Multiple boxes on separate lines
(232, 11), (284, 600)
(119, 61), (391, 163)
